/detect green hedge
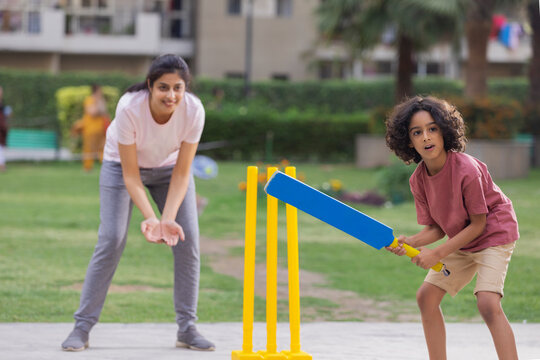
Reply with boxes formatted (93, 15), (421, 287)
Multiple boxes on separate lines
(194, 76), (468, 113)
(0, 67), (531, 123)
(452, 97), (525, 139)
(0, 68), (535, 161)
(0, 68), (139, 127)
(201, 105), (370, 161)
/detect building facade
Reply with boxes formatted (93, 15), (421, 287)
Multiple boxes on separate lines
(195, 0), (318, 81)
(0, 0), (194, 74)
(0, 0), (532, 79)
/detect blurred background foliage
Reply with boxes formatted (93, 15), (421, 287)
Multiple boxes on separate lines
(56, 85), (120, 147)
(0, 68), (537, 162)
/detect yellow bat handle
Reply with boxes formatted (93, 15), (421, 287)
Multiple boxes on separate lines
(389, 239), (450, 276)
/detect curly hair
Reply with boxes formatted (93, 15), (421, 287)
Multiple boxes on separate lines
(385, 96), (467, 164)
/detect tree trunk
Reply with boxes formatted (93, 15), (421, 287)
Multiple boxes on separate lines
(396, 34), (414, 104)
(528, 0), (540, 105)
(464, 0), (494, 100)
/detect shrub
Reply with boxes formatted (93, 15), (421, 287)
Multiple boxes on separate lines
(523, 104), (540, 135)
(488, 78), (528, 103)
(0, 68), (533, 160)
(451, 97), (524, 140)
(414, 77), (463, 98)
(0, 68), (138, 128)
(376, 160), (415, 204)
(201, 104), (370, 161)
(368, 106), (393, 135)
(56, 85), (120, 149)
(196, 77), (469, 113)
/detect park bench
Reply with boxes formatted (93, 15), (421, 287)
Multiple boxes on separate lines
(7, 128), (58, 149)
(5, 128), (61, 161)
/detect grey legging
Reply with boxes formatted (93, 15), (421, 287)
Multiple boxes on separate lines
(73, 160), (200, 332)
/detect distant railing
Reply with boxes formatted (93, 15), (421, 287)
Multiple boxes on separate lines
(65, 11), (136, 36)
(0, 8), (42, 34)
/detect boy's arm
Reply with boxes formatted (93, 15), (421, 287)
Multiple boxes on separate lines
(412, 214), (486, 269)
(406, 224), (446, 248)
(386, 224), (445, 256)
(432, 213), (486, 259)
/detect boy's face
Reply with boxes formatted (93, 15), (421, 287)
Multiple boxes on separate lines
(408, 110), (446, 171)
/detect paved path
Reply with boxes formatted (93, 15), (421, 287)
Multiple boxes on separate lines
(1, 322), (539, 359)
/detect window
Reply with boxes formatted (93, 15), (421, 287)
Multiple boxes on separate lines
(226, 72), (245, 79)
(171, 0), (183, 10)
(228, 0), (241, 15)
(28, 11), (40, 33)
(376, 61), (392, 75)
(319, 61), (332, 79)
(272, 73), (289, 81)
(276, 0), (292, 17)
(79, 15), (111, 34)
(318, 61), (346, 79)
(170, 18), (182, 38)
(82, 0), (109, 9)
(413, 62), (441, 76)
(0, 10), (23, 33)
(426, 62), (441, 75)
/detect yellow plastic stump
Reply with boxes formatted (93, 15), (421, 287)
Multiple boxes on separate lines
(233, 165), (311, 360)
(232, 166), (264, 360)
(257, 167), (288, 360)
(281, 167), (312, 360)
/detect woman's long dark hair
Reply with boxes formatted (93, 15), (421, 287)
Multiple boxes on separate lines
(126, 54), (191, 93)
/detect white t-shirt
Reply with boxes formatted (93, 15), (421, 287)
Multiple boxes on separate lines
(103, 90), (205, 168)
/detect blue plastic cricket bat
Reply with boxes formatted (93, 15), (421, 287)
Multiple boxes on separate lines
(264, 171), (449, 276)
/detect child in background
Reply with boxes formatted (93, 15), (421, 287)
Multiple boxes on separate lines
(71, 84), (108, 172)
(385, 96), (519, 360)
(0, 85), (11, 172)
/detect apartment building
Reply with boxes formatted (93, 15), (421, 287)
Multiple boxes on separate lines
(195, 0), (318, 81)
(0, 0), (194, 74)
(0, 0), (532, 79)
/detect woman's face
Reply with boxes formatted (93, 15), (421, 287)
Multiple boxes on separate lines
(148, 72), (185, 120)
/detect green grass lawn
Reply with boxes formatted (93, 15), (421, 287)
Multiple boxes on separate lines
(0, 161), (538, 323)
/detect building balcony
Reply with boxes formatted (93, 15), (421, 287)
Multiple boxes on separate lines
(0, 9), (193, 57)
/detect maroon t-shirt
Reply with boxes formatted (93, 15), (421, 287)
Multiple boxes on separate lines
(409, 151), (519, 252)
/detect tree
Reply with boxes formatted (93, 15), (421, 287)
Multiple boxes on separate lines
(317, 0), (525, 103)
(464, 0), (495, 99)
(317, 0), (459, 103)
(528, 0), (540, 105)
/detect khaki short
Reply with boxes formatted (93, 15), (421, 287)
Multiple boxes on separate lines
(424, 242), (516, 297)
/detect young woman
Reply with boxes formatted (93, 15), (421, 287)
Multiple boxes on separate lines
(62, 54), (214, 352)
(385, 96), (519, 360)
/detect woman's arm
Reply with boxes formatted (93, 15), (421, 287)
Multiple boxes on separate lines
(160, 142), (199, 244)
(413, 213), (487, 269)
(118, 143), (161, 243)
